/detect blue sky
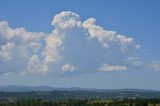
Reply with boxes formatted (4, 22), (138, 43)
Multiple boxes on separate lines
(0, 0), (160, 90)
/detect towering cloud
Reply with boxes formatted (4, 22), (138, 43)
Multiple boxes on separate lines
(0, 11), (142, 76)
(83, 18), (140, 54)
(52, 11), (82, 29)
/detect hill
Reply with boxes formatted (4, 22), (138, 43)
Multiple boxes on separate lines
(0, 86), (160, 102)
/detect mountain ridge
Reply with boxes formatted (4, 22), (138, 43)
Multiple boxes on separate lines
(0, 85), (159, 92)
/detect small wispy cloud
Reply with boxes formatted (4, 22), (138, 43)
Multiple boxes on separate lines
(61, 63), (78, 73)
(98, 64), (128, 72)
(149, 61), (160, 71)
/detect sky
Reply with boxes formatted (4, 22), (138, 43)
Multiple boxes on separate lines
(0, 0), (160, 90)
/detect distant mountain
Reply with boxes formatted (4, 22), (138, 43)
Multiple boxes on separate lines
(0, 85), (53, 92)
(0, 86), (160, 101)
(0, 85), (159, 92)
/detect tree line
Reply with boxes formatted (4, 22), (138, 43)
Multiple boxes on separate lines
(0, 99), (160, 106)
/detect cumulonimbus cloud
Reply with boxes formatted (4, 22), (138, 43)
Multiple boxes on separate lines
(0, 11), (143, 76)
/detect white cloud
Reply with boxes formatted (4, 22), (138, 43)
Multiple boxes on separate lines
(83, 18), (140, 54)
(127, 57), (143, 66)
(0, 11), (141, 75)
(27, 55), (49, 75)
(61, 63), (78, 73)
(0, 21), (45, 42)
(43, 30), (62, 65)
(83, 18), (116, 48)
(52, 11), (82, 29)
(98, 64), (128, 72)
(0, 20), (47, 75)
(0, 42), (15, 61)
(116, 35), (141, 53)
(0, 20), (45, 60)
(149, 61), (160, 71)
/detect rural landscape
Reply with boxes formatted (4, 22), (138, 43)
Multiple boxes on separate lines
(0, 0), (160, 106)
(0, 86), (160, 106)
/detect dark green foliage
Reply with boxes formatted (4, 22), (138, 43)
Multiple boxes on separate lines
(0, 90), (160, 102)
(0, 99), (160, 106)
(0, 91), (160, 106)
